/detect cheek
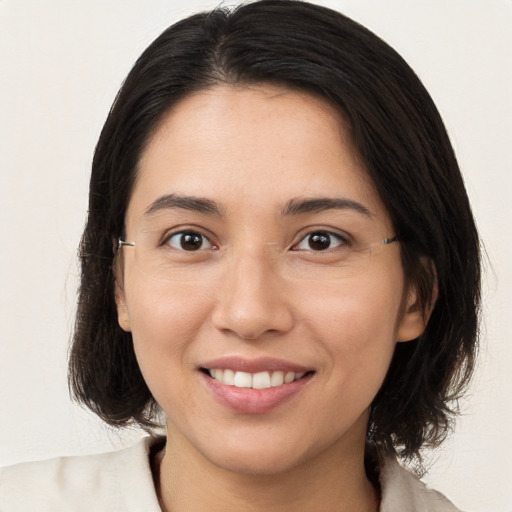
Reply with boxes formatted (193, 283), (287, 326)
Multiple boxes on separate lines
(303, 270), (403, 337)
(123, 279), (212, 391)
(301, 271), (404, 385)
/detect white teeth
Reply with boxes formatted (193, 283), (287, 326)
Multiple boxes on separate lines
(234, 371), (252, 388)
(270, 371), (284, 387)
(252, 371), (271, 389)
(223, 369), (235, 386)
(284, 371), (295, 383)
(208, 369), (307, 388)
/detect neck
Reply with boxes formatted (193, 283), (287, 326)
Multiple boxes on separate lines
(154, 422), (379, 512)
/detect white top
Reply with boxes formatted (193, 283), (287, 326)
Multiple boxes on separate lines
(0, 436), (461, 511)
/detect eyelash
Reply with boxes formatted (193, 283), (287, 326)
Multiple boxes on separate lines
(163, 230), (217, 251)
(162, 229), (351, 252)
(291, 230), (350, 252)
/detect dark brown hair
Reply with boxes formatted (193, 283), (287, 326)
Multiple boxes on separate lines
(69, 0), (480, 463)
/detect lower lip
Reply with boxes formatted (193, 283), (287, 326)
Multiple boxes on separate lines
(201, 372), (313, 414)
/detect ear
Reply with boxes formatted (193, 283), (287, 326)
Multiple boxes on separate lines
(397, 269), (438, 342)
(115, 281), (132, 332)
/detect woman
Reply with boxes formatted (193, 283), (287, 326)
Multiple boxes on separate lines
(1, 1), (480, 510)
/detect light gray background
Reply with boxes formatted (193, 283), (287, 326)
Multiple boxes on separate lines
(1, 1), (511, 510)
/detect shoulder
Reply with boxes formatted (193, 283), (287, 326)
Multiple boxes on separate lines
(379, 457), (463, 512)
(0, 436), (163, 512)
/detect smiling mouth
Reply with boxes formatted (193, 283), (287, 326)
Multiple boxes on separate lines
(202, 368), (314, 389)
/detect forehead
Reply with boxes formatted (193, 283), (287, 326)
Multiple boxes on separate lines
(128, 84), (388, 225)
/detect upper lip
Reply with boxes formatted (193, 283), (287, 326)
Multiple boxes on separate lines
(200, 356), (312, 374)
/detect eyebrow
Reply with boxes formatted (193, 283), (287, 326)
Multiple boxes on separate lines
(144, 194), (223, 216)
(282, 197), (373, 217)
(143, 194), (373, 218)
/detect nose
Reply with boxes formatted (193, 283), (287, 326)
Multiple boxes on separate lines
(211, 251), (294, 340)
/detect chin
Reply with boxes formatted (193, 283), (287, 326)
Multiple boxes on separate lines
(208, 446), (305, 476)
(194, 425), (335, 477)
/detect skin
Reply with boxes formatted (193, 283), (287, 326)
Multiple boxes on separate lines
(116, 84), (428, 512)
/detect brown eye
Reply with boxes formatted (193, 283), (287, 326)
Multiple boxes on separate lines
(294, 231), (347, 251)
(167, 230), (213, 251)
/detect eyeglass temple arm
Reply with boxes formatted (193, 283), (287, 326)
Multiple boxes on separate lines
(118, 238), (135, 248)
(116, 236), (396, 250)
(382, 236), (398, 245)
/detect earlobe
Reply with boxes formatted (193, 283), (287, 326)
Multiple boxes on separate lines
(115, 283), (132, 332)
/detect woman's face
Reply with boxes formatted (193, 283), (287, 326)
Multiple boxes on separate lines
(117, 84), (424, 474)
